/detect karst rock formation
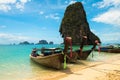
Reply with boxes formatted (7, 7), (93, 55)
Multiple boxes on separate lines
(59, 2), (101, 45)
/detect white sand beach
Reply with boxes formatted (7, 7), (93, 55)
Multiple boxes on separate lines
(45, 52), (120, 80)
(26, 52), (120, 80)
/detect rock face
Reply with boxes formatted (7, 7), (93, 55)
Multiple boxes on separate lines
(49, 41), (54, 44)
(38, 40), (48, 44)
(19, 41), (33, 45)
(59, 2), (101, 45)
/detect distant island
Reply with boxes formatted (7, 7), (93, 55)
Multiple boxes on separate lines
(37, 40), (48, 44)
(19, 40), (54, 45)
(19, 41), (34, 45)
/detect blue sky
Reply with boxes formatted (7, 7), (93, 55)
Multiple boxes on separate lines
(0, 0), (120, 44)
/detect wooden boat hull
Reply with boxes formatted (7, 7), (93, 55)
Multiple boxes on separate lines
(64, 52), (78, 63)
(95, 46), (120, 53)
(30, 53), (63, 69)
(75, 50), (92, 60)
(108, 48), (120, 53)
(95, 45), (113, 52)
(65, 50), (92, 60)
(100, 47), (113, 52)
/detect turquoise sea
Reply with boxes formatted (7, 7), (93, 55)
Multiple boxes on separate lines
(0, 44), (63, 80)
(0, 44), (116, 80)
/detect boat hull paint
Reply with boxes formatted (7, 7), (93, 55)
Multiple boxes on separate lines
(30, 54), (63, 69)
(75, 50), (92, 60)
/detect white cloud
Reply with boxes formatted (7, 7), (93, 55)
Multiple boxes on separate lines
(0, 0), (31, 12)
(92, 8), (120, 26)
(0, 0), (16, 12)
(15, 0), (30, 11)
(0, 0), (16, 4)
(0, 4), (11, 12)
(0, 33), (29, 41)
(16, 2), (24, 11)
(92, 0), (120, 8)
(69, 0), (77, 5)
(39, 11), (44, 15)
(92, 0), (120, 27)
(20, 0), (28, 3)
(45, 13), (60, 20)
(0, 33), (38, 44)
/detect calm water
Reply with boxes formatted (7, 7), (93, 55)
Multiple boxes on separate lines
(0, 44), (116, 80)
(0, 44), (63, 80)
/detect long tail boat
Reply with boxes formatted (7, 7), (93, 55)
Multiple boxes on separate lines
(108, 48), (120, 53)
(30, 37), (100, 69)
(30, 37), (78, 69)
(63, 37), (78, 63)
(95, 45), (120, 53)
(94, 45), (113, 52)
(64, 37), (100, 60)
(78, 37), (100, 60)
(75, 49), (92, 60)
(30, 48), (64, 69)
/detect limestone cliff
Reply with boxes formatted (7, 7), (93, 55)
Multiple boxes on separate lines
(59, 2), (101, 45)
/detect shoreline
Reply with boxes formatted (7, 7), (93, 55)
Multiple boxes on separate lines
(46, 53), (120, 80)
